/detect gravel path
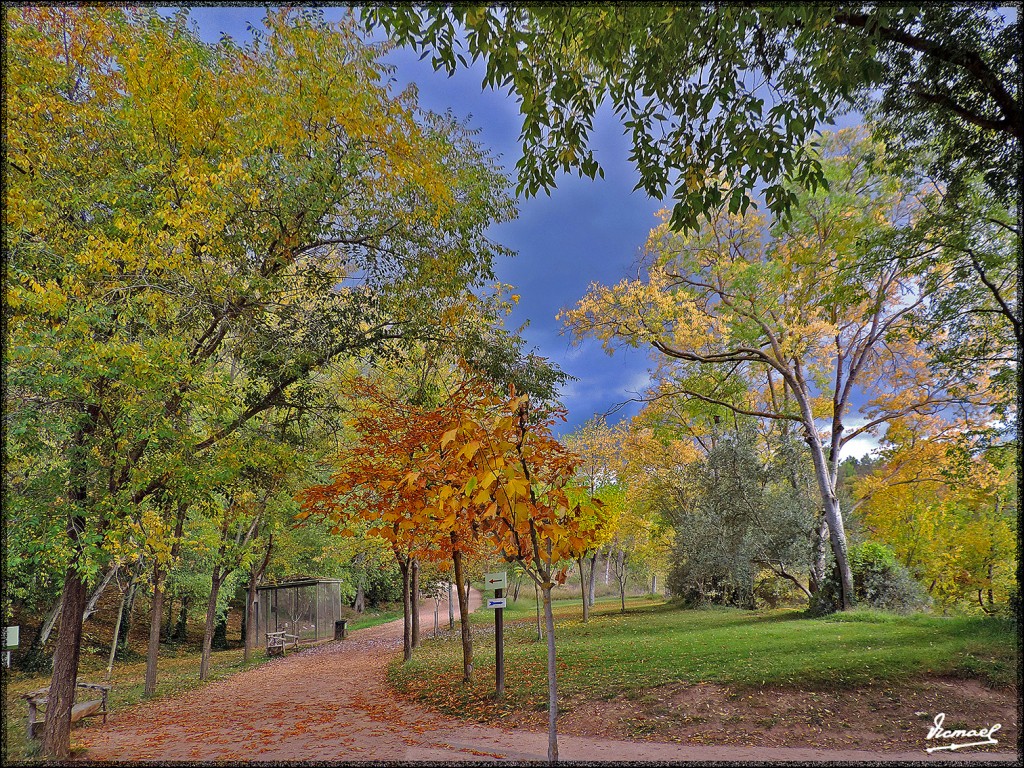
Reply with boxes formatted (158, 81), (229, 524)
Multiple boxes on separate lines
(76, 589), (1018, 763)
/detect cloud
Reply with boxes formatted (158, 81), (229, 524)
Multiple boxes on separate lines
(839, 435), (881, 460)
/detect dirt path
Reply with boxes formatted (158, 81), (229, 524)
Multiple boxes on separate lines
(77, 589), (1018, 763)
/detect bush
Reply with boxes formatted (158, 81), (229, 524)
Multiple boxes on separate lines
(753, 570), (806, 609)
(809, 541), (931, 615)
(668, 566), (755, 609)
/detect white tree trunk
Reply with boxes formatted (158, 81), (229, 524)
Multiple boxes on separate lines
(542, 585), (558, 764)
(83, 565), (119, 622)
(810, 512), (829, 593)
(805, 434), (854, 608)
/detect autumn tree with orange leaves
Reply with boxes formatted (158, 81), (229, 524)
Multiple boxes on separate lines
(301, 372), (605, 763)
(298, 378), (466, 663)
(433, 389), (606, 763)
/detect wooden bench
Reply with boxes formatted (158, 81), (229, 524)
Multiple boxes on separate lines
(24, 682), (110, 740)
(266, 631), (299, 656)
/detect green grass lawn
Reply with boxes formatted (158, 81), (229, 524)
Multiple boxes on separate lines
(389, 595), (1018, 721)
(347, 607), (404, 631)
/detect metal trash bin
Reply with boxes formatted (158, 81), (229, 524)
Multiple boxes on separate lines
(334, 619), (347, 640)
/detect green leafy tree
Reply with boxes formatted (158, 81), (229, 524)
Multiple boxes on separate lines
(365, 5), (1019, 230)
(5, 7), (511, 757)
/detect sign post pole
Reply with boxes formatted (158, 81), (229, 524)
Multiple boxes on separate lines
(485, 571), (507, 698)
(495, 585), (504, 697)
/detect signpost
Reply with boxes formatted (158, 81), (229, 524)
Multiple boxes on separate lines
(485, 571), (507, 590)
(485, 571), (507, 697)
(4, 626), (19, 668)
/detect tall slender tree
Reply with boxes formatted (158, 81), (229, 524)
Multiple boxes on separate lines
(563, 130), (998, 609)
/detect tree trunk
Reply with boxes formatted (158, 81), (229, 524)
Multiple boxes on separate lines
(809, 511), (829, 594)
(451, 548), (473, 683)
(604, 547), (611, 584)
(244, 571), (258, 663)
(117, 578), (139, 658)
(41, 566), (88, 759)
(42, 407), (98, 758)
(83, 564), (119, 622)
(535, 580), (543, 640)
(587, 551), (598, 607)
(37, 594), (63, 649)
(354, 580), (365, 614)
(821, 493), (854, 609)
(145, 565), (165, 697)
(804, 427), (854, 609)
(244, 535), (272, 663)
(542, 583), (559, 764)
(411, 558), (420, 649)
(577, 557), (589, 622)
(401, 559), (412, 662)
(200, 567), (223, 680)
(448, 578), (455, 629)
(617, 549), (628, 613)
(106, 581), (129, 680)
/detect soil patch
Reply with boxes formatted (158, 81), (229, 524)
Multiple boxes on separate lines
(541, 676), (1017, 752)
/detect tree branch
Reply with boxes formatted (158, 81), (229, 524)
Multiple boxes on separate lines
(834, 12), (1021, 136)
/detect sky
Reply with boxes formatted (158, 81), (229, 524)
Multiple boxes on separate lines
(171, 6), (879, 455)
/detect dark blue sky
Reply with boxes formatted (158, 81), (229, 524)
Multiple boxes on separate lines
(174, 6), (660, 436)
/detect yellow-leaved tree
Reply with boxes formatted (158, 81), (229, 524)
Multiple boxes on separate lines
(852, 418), (1017, 612)
(6, 7), (512, 757)
(561, 128), (999, 611)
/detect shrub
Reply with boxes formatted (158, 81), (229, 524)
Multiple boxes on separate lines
(753, 570), (806, 609)
(809, 541), (931, 615)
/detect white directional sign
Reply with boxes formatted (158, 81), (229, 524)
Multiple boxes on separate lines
(484, 571), (507, 590)
(3, 626), (17, 669)
(486, 598), (507, 609)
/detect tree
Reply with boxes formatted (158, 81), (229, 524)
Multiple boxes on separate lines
(562, 130), (998, 610)
(364, 5), (1019, 231)
(852, 418), (1017, 612)
(653, 421), (817, 607)
(440, 390), (605, 763)
(5, 7), (511, 757)
(198, 429), (298, 680)
(298, 377), (456, 664)
(562, 417), (623, 618)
